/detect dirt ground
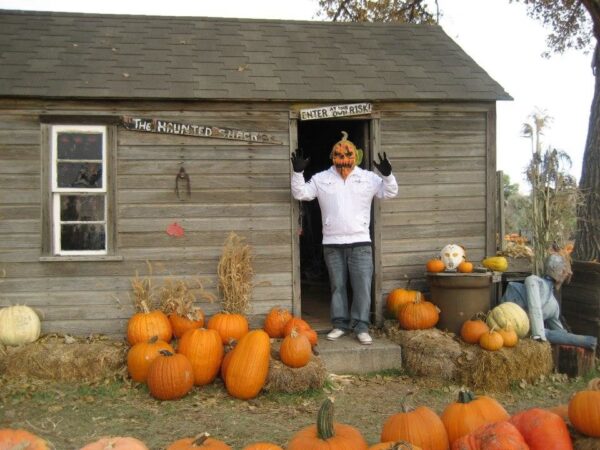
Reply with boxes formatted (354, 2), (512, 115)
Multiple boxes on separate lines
(1, 365), (596, 450)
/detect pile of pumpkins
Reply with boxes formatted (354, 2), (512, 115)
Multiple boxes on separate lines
(126, 305), (318, 402)
(386, 288), (440, 330)
(3, 383), (599, 449)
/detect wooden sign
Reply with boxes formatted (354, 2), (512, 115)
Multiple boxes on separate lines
(121, 116), (281, 144)
(299, 103), (373, 121)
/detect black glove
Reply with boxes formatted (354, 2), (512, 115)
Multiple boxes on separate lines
(291, 148), (310, 173)
(373, 152), (392, 176)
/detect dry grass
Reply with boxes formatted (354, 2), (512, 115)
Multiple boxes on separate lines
(217, 232), (254, 314)
(264, 344), (327, 393)
(159, 277), (216, 319)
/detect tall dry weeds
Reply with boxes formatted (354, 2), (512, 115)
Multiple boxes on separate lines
(217, 232), (254, 314)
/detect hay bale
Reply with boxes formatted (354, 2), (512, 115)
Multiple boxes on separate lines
(263, 343), (327, 393)
(0, 335), (127, 382)
(571, 428), (600, 450)
(384, 321), (553, 392)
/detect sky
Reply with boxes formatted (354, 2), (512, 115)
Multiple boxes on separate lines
(0, 0), (595, 192)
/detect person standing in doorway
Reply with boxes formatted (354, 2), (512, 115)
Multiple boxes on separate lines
(290, 131), (398, 344)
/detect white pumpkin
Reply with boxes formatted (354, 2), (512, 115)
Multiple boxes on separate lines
(486, 302), (530, 338)
(0, 305), (41, 346)
(440, 244), (465, 271)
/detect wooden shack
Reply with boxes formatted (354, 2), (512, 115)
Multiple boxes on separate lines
(0, 10), (511, 338)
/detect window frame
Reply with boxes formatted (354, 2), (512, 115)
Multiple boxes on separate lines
(41, 118), (119, 260)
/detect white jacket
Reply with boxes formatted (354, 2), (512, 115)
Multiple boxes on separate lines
(291, 166), (398, 245)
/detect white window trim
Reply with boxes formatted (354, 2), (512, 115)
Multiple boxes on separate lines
(51, 125), (108, 256)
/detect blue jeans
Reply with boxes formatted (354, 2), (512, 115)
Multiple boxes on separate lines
(323, 245), (373, 333)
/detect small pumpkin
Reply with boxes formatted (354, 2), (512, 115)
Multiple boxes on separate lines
(168, 308), (204, 339)
(287, 398), (368, 450)
(479, 328), (504, 351)
(386, 289), (422, 318)
(397, 296), (439, 330)
(482, 256), (509, 272)
(263, 307), (293, 338)
(509, 407), (573, 450)
(178, 327), (224, 386)
(80, 436), (148, 450)
(280, 328), (312, 368)
(568, 390), (600, 437)
(127, 336), (174, 383)
(241, 443), (284, 450)
(452, 421), (528, 450)
(441, 390), (509, 445)
(426, 258), (446, 273)
(457, 261), (474, 273)
(298, 327), (318, 347)
(207, 312), (249, 345)
(146, 350), (194, 400)
(127, 301), (172, 346)
(225, 330), (271, 400)
(0, 428), (52, 449)
(497, 327), (518, 348)
(460, 315), (490, 344)
(166, 432), (232, 450)
(380, 393), (449, 450)
(282, 317), (312, 337)
(0, 305), (41, 346)
(486, 302), (530, 338)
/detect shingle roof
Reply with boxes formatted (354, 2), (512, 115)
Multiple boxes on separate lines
(0, 9), (512, 101)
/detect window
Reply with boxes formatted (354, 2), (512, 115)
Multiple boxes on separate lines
(50, 125), (108, 255)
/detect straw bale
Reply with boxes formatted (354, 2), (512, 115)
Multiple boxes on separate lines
(0, 335), (127, 382)
(571, 431), (600, 450)
(384, 321), (553, 392)
(263, 343), (327, 393)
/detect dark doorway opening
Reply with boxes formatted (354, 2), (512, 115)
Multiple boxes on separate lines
(297, 119), (371, 331)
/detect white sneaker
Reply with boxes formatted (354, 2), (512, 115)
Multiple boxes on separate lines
(357, 332), (373, 345)
(326, 328), (346, 340)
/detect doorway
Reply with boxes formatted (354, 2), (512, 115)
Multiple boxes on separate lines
(296, 119), (371, 331)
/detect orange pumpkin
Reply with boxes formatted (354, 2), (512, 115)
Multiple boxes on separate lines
(479, 329), (504, 351)
(369, 442), (422, 450)
(280, 328), (312, 368)
(397, 297), (439, 330)
(146, 350), (194, 400)
(168, 308), (204, 339)
(380, 395), (449, 450)
(298, 327), (318, 347)
(80, 436), (148, 450)
(287, 398), (368, 450)
(509, 408), (573, 450)
(568, 390), (600, 437)
(127, 336), (174, 383)
(127, 306), (172, 346)
(225, 330), (271, 400)
(457, 261), (474, 273)
(497, 328), (518, 348)
(207, 312), (249, 345)
(242, 444), (283, 450)
(441, 390), (509, 445)
(452, 421), (528, 450)
(386, 289), (422, 318)
(167, 432), (231, 450)
(263, 307), (293, 338)
(0, 428), (52, 450)
(282, 317), (312, 337)
(460, 317), (489, 344)
(178, 327), (224, 385)
(426, 258), (446, 273)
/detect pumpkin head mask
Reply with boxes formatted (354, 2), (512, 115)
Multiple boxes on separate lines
(330, 131), (362, 180)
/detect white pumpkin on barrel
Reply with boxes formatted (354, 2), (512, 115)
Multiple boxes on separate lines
(439, 244), (466, 271)
(0, 305), (41, 346)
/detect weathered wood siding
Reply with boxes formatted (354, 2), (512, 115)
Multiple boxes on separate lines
(378, 104), (496, 299)
(0, 100), (293, 338)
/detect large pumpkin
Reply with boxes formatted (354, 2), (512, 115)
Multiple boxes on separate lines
(168, 308), (204, 339)
(380, 397), (449, 450)
(178, 328), (224, 386)
(441, 390), (509, 445)
(452, 421), (528, 450)
(287, 398), (368, 450)
(0, 305), (41, 346)
(568, 390), (600, 437)
(386, 289), (422, 318)
(166, 432), (231, 450)
(207, 312), (249, 345)
(127, 336), (174, 383)
(146, 350), (194, 400)
(486, 303), (529, 338)
(127, 306), (172, 346)
(80, 436), (148, 450)
(263, 307), (293, 338)
(460, 317), (489, 344)
(279, 328), (312, 368)
(509, 408), (573, 450)
(224, 330), (270, 400)
(0, 428), (52, 449)
(397, 297), (439, 330)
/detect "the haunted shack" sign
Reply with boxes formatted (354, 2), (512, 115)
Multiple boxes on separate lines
(121, 116), (281, 144)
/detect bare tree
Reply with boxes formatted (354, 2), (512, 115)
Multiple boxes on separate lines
(317, 0), (438, 23)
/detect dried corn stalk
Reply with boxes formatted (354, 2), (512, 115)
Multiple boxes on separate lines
(217, 232), (253, 314)
(159, 276), (215, 320)
(130, 262), (158, 312)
